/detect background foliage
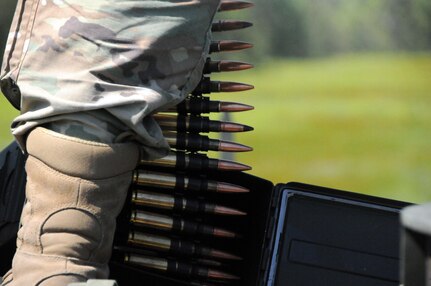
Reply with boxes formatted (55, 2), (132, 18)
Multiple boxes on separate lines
(215, 0), (431, 59)
(1, 0), (430, 203)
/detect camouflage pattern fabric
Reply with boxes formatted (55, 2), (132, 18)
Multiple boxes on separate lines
(1, 0), (220, 160)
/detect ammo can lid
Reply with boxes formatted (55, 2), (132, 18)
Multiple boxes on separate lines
(265, 183), (409, 286)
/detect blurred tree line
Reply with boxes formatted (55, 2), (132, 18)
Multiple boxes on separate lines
(1, 0), (431, 64)
(216, 0), (431, 60)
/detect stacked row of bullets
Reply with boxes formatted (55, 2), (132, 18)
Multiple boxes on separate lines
(116, 1), (255, 285)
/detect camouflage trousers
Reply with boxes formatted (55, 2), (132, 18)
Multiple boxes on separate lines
(1, 0), (220, 160)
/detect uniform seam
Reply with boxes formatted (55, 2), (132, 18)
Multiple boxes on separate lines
(15, 0), (42, 81)
(4, 0), (27, 73)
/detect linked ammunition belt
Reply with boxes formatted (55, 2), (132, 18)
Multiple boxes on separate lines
(114, 2), (255, 284)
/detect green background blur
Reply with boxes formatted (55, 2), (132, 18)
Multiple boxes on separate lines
(1, 0), (430, 203)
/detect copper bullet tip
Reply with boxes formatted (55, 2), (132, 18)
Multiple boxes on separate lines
(213, 227), (237, 238)
(212, 20), (253, 32)
(205, 60), (254, 73)
(217, 159), (251, 171)
(219, 102), (254, 112)
(208, 269), (241, 280)
(219, 81), (254, 92)
(219, 60), (254, 72)
(213, 228), (239, 238)
(210, 40), (253, 53)
(193, 78), (254, 94)
(210, 249), (243, 261)
(218, 140), (253, 152)
(219, 0), (254, 12)
(216, 182), (249, 193)
(214, 205), (247, 216)
(220, 122), (254, 132)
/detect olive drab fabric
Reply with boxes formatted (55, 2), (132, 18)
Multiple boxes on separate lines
(0, 0), (220, 159)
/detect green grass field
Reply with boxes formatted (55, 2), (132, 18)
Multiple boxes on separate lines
(1, 52), (430, 202)
(0, 94), (18, 149)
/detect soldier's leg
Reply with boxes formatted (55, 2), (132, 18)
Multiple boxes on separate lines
(1, 1), (220, 285)
(2, 0), (220, 159)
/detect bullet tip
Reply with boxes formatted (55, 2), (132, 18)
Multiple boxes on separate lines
(213, 227), (239, 239)
(243, 124), (254, 132)
(219, 140), (253, 152)
(217, 182), (250, 193)
(218, 60), (254, 72)
(211, 40), (254, 53)
(208, 269), (241, 280)
(210, 249), (243, 261)
(212, 20), (254, 32)
(220, 81), (254, 92)
(218, 1), (255, 12)
(217, 159), (252, 171)
(220, 122), (254, 132)
(214, 205), (248, 216)
(219, 102), (254, 112)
